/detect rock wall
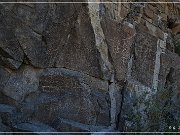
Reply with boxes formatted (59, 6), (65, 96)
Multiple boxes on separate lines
(0, 0), (180, 133)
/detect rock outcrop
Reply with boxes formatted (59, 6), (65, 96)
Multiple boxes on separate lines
(0, 0), (180, 133)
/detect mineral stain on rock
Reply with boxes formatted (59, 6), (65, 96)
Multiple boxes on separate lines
(0, 1), (180, 133)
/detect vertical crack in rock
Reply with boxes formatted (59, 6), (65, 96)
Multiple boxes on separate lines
(88, 0), (118, 129)
(88, 1), (136, 130)
(108, 75), (118, 127)
(87, 0), (113, 79)
(152, 33), (168, 92)
(127, 54), (134, 80)
(152, 40), (162, 92)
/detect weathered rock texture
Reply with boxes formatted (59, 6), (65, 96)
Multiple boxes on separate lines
(0, 0), (180, 133)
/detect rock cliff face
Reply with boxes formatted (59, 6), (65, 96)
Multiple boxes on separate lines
(0, 0), (180, 132)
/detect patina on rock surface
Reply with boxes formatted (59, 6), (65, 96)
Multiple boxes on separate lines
(34, 68), (110, 127)
(0, 1), (180, 133)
